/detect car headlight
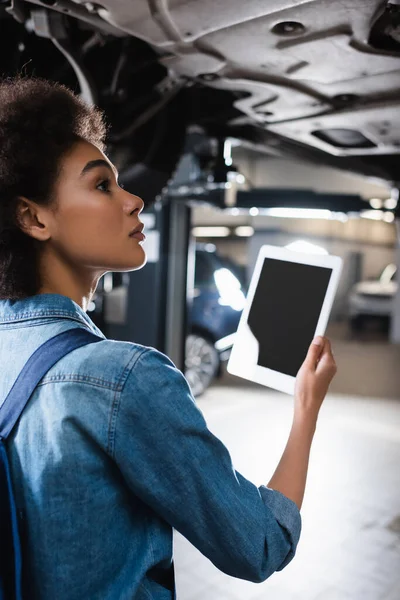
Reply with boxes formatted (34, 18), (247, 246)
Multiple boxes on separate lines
(214, 268), (246, 311)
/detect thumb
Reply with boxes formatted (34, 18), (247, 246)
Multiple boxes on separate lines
(315, 338), (334, 371)
(304, 336), (324, 370)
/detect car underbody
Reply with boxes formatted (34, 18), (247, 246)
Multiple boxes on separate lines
(1, 0), (400, 202)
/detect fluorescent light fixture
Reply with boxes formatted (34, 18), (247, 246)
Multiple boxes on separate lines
(224, 139), (233, 167)
(214, 268), (246, 311)
(235, 226), (254, 237)
(249, 207), (259, 216)
(383, 212), (395, 223)
(333, 212), (349, 222)
(266, 208), (332, 219)
(192, 226), (230, 237)
(360, 210), (384, 220)
(285, 240), (328, 255)
(384, 198), (398, 210)
(369, 198), (383, 209)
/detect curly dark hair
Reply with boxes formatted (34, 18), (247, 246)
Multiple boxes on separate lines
(0, 76), (107, 299)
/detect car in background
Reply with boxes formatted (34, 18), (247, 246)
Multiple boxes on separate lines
(348, 263), (397, 331)
(185, 244), (246, 396)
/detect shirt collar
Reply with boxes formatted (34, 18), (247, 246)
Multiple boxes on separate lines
(0, 293), (105, 336)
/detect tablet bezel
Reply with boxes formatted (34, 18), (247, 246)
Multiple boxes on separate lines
(227, 244), (343, 395)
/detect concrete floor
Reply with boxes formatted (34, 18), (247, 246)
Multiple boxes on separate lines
(173, 326), (400, 599)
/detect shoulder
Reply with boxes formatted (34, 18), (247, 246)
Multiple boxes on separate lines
(45, 328), (190, 396)
(45, 335), (151, 391)
(100, 341), (183, 394)
(120, 345), (197, 412)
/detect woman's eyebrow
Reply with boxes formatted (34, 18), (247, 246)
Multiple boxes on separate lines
(80, 159), (118, 179)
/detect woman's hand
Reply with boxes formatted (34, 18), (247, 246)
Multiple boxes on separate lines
(294, 336), (337, 420)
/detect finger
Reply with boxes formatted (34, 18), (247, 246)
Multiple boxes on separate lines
(304, 336), (325, 370)
(317, 337), (331, 357)
(316, 340), (337, 373)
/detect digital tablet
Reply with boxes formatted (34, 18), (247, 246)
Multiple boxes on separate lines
(227, 245), (342, 395)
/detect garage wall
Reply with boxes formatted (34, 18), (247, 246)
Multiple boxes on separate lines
(195, 205), (396, 272)
(232, 149), (391, 200)
(208, 219), (396, 277)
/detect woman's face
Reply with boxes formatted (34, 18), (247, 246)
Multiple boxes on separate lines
(44, 139), (146, 274)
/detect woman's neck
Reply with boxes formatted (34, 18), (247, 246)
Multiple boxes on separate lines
(38, 250), (102, 311)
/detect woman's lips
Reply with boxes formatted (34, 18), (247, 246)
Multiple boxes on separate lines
(129, 231), (146, 241)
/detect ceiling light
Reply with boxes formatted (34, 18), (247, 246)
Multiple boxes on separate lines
(192, 226), (230, 237)
(333, 212), (349, 222)
(360, 210), (384, 220)
(383, 212), (395, 223)
(369, 198), (383, 209)
(266, 208), (332, 219)
(384, 198), (398, 210)
(235, 226), (254, 237)
(285, 240), (328, 255)
(249, 207), (259, 216)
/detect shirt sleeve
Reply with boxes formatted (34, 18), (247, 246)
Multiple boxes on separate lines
(111, 348), (302, 583)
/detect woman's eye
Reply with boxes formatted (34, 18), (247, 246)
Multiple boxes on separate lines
(97, 179), (111, 193)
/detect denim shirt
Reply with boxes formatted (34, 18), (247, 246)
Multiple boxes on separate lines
(0, 294), (301, 600)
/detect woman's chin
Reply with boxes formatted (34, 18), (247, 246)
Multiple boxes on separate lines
(130, 247), (147, 270)
(105, 246), (147, 272)
(135, 253), (147, 270)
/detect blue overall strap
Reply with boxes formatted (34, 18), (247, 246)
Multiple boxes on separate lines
(0, 327), (103, 600)
(0, 328), (103, 441)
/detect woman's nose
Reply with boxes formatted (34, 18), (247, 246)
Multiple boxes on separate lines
(124, 192), (144, 215)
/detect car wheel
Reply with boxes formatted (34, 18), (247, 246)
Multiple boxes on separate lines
(185, 334), (219, 397)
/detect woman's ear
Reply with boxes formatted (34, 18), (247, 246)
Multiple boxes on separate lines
(16, 197), (51, 242)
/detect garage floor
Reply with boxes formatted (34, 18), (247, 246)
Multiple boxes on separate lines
(173, 325), (400, 600)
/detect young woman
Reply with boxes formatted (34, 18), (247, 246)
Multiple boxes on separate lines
(0, 77), (337, 599)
